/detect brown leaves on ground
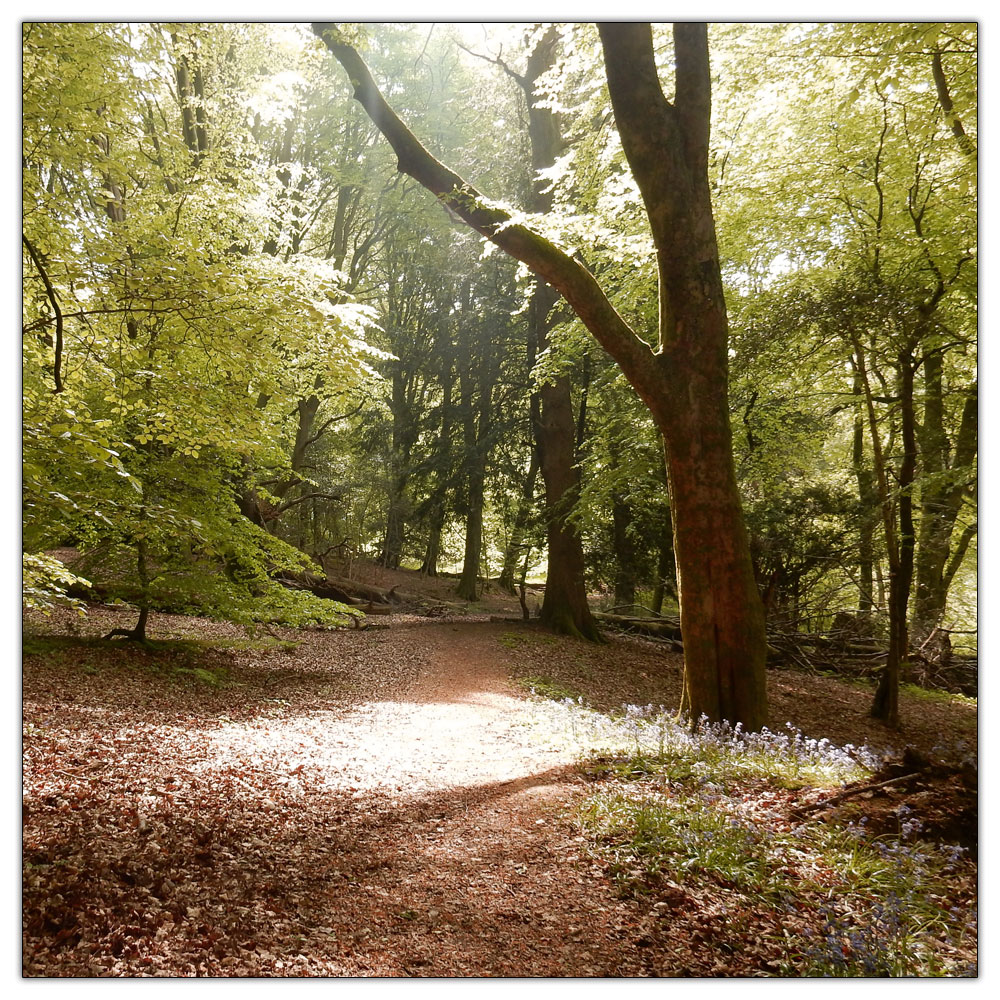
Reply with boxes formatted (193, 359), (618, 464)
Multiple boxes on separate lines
(22, 599), (976, 977)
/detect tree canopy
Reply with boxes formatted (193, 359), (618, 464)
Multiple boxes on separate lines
(23, 21), (977, 728)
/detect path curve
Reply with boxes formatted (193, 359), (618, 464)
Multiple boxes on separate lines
(227, 621), (660, 977)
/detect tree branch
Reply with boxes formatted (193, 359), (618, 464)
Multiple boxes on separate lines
(273, 490), (344, 517)
(943, 521), (976, 591)
(673, 22), (712, 178)
(310, 400), (365, 444)
(22, 233), (64, 392)
(311, 24), (661, 409)
(456, 39), (526, 88)
(931, 49), (977, 159)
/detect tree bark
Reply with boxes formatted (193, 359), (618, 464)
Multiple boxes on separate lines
(513, 26), (600, 640)
(498, 450), (539, 593)
(314, 22), (767, 728)
(913, 364), (977, 638)
(852, 337), (915, 729)
(379, 365), (418, 569)
(455, 287), (497, 602)
(852, 371), (876, 613)
(599, 23), (767, 726)
(611, 491), (638, 608)
(650, 451), (677, 615)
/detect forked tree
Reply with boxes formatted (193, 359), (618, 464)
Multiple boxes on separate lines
(314, 21), (768, 729)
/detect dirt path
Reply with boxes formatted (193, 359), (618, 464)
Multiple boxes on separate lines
(23, 608), (977, 977)
(23, 616), (662, 977)
(273, 622), (659, 977)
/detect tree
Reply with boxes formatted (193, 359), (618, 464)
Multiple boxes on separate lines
(314, 22), (768, 728)
(705, 22), (976, 724)
(481, 25), (600, 638)
(23, 22), (375, 634)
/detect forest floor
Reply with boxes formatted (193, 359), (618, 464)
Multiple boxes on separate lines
(22, 573), (978, 977)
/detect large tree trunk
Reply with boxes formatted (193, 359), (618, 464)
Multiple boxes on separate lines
(599, 23), (767, 726)
(536, 366), (601, 640)
(533, 289), (600, 640)
(314, 22), (767, 728)
(651, 335), (766, 727)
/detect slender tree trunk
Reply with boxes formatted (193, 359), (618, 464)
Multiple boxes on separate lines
(650, 494), (677, 615)
(499, 450), (539, 593)
(611, 492), (638, 607)
(455, 389), (489, 601)
(854, 341), (917, 729)
(913, 360), (977, 639)
(455, 305), (496, 601)
(420, 361), (455, 577)
(380, 367), (416, 569)
(852, 372), (876, 614)
(131, 536), (151, 642)
(517, 27), (600, 639)
(455, 481), (484, 600)
(420, 506), (444, 577)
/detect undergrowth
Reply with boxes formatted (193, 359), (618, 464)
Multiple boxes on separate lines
(521, 695), (976, 977)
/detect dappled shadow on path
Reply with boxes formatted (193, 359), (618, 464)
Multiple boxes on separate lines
(24, 610), (667, 976)
(22, 751), (665, 977)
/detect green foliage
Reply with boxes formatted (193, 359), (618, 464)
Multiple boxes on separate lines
(22, 22), (381, 626)
(22, 22), (977, 648)
(22, 553), (90, 615)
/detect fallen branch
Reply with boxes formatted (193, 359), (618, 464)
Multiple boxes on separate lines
(790, 773), (917, 818)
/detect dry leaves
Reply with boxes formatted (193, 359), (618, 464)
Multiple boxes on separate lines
(23, 599), (976, 977)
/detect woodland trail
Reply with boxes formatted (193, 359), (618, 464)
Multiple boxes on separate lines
(253, 621), (665, 977)
(23, 615), (670, 977)
(23, 607), (978, 977)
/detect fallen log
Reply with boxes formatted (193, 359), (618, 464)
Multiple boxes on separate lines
(361, 601), (394, 615)
(321, 576), (397, 604)
(594, 612), (682, 641)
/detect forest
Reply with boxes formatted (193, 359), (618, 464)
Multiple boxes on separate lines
(23, 22), (977, 978)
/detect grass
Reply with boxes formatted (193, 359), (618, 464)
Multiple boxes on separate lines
(528, 697), (976, 977)
(899, 682), (976, 708)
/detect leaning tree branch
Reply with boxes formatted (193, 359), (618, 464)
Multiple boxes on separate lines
(22, 233), (64, 393)
(455, 39), (526, 88)
(272, 490), (344, 517)
(311, 24), (662, 411)
(943, 521), (977, 592)
(931, 49), (977, 160)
